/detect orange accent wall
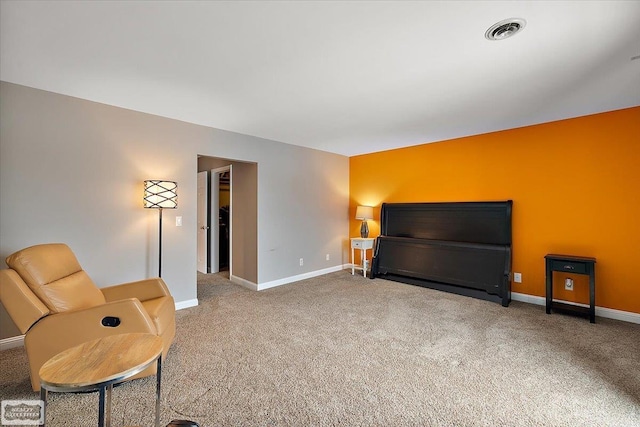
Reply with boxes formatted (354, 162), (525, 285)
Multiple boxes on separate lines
(350, 107), (640, 314)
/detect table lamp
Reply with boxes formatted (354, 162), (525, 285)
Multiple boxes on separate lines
(355, 205), (374, 238)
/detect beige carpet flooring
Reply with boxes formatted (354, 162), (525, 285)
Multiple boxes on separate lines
(1, 270), (639, 426)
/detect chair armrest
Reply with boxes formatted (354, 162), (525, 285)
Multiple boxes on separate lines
(27, 298), (157, 344)
(24, 298), (158, 390)
(101, 277), (171, 303)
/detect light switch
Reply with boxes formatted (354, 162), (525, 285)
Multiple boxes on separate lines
(176, 216), (183, 227)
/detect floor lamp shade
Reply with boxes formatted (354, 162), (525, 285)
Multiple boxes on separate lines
(144, 180), (178, 209)
(144, 180), (178, 277)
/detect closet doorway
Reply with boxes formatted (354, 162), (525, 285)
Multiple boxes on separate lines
(197, 155), (258, 284)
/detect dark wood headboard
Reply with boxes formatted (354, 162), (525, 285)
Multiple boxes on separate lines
(371, 201), (513, 306)
(381, 201), (512, 245)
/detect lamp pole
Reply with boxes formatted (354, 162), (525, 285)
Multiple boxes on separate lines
(158, 208), (163, 277)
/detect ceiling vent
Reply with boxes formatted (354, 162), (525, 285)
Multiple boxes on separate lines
(485, 18), (526, 41)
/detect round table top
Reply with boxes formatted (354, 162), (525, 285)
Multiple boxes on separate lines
(39, 333), (163, 392)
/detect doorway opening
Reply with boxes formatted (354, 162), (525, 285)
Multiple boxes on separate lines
(196, 155), (258, 284)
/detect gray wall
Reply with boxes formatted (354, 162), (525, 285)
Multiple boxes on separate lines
(0, 82), (349, 340)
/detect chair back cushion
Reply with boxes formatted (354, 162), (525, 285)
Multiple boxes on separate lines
(6, 243), (106, 313)
(0, 269), (50, 333)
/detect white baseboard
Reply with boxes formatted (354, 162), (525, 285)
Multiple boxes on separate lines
(257, 265), (348, 291)
(175, 298), (199, 310)
(230, 274), (258, 291)
(231, 265), (349, 292)
(511, 292), (546, 306)
(511, 292), (640, 324)
(0, 335), (24, 351)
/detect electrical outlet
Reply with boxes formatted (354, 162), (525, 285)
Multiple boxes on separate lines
(565, 278), (574, 291)
(326, 254), (330, 261)
(513, 272), (522, 283)
(299, 258), (304, 266)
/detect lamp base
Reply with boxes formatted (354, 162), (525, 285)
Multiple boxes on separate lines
(360, 221), (369, 238)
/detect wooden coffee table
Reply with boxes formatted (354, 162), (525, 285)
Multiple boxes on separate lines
(38, 333), (163, 427)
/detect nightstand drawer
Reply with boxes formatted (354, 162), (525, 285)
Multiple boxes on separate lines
(352, 240), (364, 249)
(550, 260), (587, 274)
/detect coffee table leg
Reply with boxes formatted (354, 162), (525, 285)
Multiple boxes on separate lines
(106, 384), (113, 427)
(155, 355), (162, 427)
(39, 388), (47, 427)
(98, 386), (105, 427)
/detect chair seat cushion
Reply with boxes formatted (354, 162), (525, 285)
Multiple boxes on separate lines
(141, 296), (175, 335)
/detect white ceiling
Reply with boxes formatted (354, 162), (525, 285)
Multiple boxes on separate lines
(1, 1), (639, 156)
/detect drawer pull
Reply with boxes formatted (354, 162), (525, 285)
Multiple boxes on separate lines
(563, 265), (574, 270)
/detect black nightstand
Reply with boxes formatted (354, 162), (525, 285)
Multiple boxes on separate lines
(545, 254), (596, 323)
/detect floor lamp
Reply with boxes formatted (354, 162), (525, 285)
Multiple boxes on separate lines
(144, 180), (178, 277)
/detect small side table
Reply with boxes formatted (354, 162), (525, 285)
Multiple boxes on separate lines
(351, 237), (375, 278)
(39, 333), (163, 427)
(545, 254), (596, 323)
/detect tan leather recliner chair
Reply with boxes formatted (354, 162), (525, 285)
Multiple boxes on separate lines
(0, 243), (176, 391)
